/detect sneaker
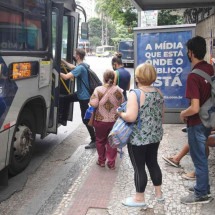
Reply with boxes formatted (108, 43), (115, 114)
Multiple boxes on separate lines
(162, 156), (180, 167)
(181, 193), (213, 205)
(181, 127), (187, 133)
(58, 119), (67, 126)
(122, 197), (147, 208)
(188, 186), (211, 197)
(181, 172), (196, 180)
(85, 141), (96, 149)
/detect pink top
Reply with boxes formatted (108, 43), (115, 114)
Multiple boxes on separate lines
(90, 85), (124, 122)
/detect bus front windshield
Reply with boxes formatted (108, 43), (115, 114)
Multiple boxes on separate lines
(119, 41), (133, 50)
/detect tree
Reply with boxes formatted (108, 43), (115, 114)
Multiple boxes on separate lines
(88, 18), (117, 49)
(94, 0), (136, 49)
(95, 0), (137, 28)
(88, 18), (102, 38)
(158, 10), (184, 25)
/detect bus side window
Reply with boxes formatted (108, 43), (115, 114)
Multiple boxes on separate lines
(26, 24), (38, 50)
(25, 18), (43, 50)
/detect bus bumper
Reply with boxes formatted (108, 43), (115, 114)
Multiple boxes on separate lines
(122, 59), (134, 64)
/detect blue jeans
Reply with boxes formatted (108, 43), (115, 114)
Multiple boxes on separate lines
(187, 124), (211, 197)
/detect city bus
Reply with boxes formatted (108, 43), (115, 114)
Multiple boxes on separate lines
(0, 0), (87, 184)
(95, 45), (115, 57)
(118, 40), (134, 67)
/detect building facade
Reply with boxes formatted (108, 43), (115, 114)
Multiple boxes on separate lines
(76, 0), (96, 21)
(141, 10), (158, 27)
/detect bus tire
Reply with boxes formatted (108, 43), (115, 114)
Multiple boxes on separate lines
(9, 109), (36, 176)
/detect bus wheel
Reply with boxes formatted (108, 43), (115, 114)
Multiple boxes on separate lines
(9, 109), (36, 176)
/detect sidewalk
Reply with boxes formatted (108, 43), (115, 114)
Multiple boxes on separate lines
(54, 124), (215, 215)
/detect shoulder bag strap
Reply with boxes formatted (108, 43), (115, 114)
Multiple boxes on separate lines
(99, 87), (109, 101)
(129, 89), (141, 128)
(192, 69), (212, 85)
(193, 68), (215, 103)
(79, 63), (91, 93)
(116, 69), (120, 86)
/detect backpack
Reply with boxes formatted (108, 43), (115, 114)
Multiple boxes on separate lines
(80, 63), (102, 95)
(192, 68), (215, 128)
(108, 89), (141, 155)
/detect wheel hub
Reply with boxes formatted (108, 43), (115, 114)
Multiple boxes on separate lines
(14, 125), (33, 158)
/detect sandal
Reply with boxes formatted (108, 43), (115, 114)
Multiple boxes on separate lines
(162, 156), (180, 168)
(107, 165), (115, 170)
(96, 161), (105, 167)
(181, 172), (196, 180)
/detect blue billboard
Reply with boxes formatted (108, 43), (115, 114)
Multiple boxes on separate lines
(136, 30), (192, 109)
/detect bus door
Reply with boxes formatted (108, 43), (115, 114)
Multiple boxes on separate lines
(46, 2), (63, 133)
(62, 11), (79, 121)
(48, 3), (78, 133)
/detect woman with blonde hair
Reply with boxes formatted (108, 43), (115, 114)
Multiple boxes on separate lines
(118, 63), (164, 207)
(90, 69), (124, 169)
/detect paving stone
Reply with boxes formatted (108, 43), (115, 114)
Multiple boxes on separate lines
(7, 124), (213, 215)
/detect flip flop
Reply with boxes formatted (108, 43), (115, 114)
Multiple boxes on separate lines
(162, 156), (180, 168)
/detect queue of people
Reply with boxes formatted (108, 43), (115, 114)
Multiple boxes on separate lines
(60, 35), (214, 208)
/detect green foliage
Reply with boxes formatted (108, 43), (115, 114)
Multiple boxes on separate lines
(114, 24), (133, 39)
(158, 10), (184, 25)
(95, 0), (137, 28)
(89, 36), (101, 49)
(94, 0), (136, 49)
(88, 17), (102, 38)
(88, 17), (117, 49)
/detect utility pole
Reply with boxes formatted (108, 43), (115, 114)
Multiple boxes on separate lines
(105, 18), (108, 45)
(101, 13), (104, 45)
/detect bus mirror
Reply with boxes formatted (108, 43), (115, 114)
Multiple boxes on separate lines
(81, 22), (88, 40)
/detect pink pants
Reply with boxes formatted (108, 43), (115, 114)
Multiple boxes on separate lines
(94, 120), (117, 168)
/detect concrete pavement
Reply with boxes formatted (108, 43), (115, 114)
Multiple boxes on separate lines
(50, 124), (215, 215)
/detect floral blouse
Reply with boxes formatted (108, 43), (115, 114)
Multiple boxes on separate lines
(130, 91), (164, 146)
(90, 85), (124, 122)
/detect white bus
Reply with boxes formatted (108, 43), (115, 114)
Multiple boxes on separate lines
(96, 45), (115, 57)
(0, 0), (87, 184)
